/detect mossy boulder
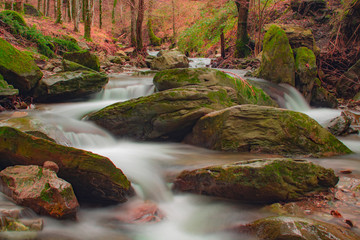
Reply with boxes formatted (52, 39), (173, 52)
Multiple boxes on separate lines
(0, 74), (18, 99)
(150, 50), (189, 70)
(33, 70), (109, 102)
(310, 84), (338, 108)
(87, 86), (240, 141)
(265, 24), (320, 56)
(184, 105), (351, 157)
(294, 47), (317, 102)
(0, 165), (79, 219)
(258, 25), (295, 86)
(173, 158), (338, 203)
(0, 127), (134, 204)
(24, 4), (42, 17)
(336, 57), (360, 99)
(62, 59), (94, 72)
(153, 68), (277, 107)
(250, 216), (359, 240)
(63, 50), (100, 72)
(0, 10), (28, 27)
(0, 37), (43, 94)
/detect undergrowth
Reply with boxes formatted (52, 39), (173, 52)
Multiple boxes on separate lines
(0, 10), (80, 57)
(178, 1), (237, 56)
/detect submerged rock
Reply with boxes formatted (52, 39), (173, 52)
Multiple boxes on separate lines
(63, 50), (100, 72)
(150, 50), (189, 70)
(0, 165), (79, 219)
(0, 37), (43, 94)
(153, 68), (277, 107)
(0, 127), (134, 204)
(33, 70), (108, 102)
(258, 25), (295, 86)
(173, 158), (338, 203)
(249, 216), (359, 240)
(184, 105), (351, 157)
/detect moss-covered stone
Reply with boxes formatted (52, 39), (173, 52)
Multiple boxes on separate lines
(150, 50), (189, 70)
(184, 104), (351, 157)
(0, 37), (43, 94)
(294, 47), (317, 102)
(0, 10), (28, 27)
(258, 24), (295, 86)
(87, 86), (240, 141)
(62, 59), (94, 72)
(0, 127), (134, 204)
(24, 3), (42, 17)
(153, 68), (277, 107)
(33, 70), (108, 102)
(310, 84), (338, 108)
(250, 216), (360, 240)
(0, 74), (18, 99)
(173, 158), (338, 203)
(63, 50), (100, 72)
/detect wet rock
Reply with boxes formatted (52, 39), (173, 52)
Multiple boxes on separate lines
(327, 112), (353, 136)
(0, 127), (134, 204)
(294, 47), (317, 103)
(63, 50), (100, 72)
(0, 74), (18, 100)
(249, 216), (359, 240)
(0, 216), (43, 231)
(33, 70), (109, 102)
(0, 37), (43, 94)
(108, 56), (125, 65)
(62, 59), (94, 72)
(43, 161), (59, 173)
(310, 84), (338, 108)
(184, 105), (351, 157)
(87, 86), (240, 141)
(173, 158), (338, 203)
(258, 25), (295, 86)
(0, 165), (79, 219)
(150, 50), (189, 70)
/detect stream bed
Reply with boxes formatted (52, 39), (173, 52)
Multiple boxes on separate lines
(1, 65), (360, 239)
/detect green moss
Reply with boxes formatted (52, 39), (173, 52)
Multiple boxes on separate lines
(0, 10), (27, 27)
(147, 20), (161, 46)
(37, 167), (43, 179)
(40, 182), (52, 203)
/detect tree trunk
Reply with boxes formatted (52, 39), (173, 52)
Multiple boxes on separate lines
(37, 0), (41, 10)
(112, 0), (117, 24)
(221, 32), (225, 58)
(55, 0), (62, 23)
(73, 0), (79, 31)
(84, 0), (93, 41)
(171, 0), (177, 46)
(135, 0), (144, 51)
(99, 0), (102, 28)
(45, 0), (49, 16)
(235, 0), (250, 58)
(148, 0), (161, 46)
(130, 0), (136, 47)
(68, 0), (72, 22)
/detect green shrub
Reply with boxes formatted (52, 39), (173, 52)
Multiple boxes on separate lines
(0, 10), (80, 57)
(178, 2), (237, 56)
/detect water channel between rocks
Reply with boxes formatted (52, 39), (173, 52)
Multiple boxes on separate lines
(1, 58), (360, 240)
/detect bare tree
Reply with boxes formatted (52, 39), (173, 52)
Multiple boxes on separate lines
(135, 0), (144, 51)
(72, 0), (80, 31)
(234, 0), (250, 58)
(130, 0), (137, 47)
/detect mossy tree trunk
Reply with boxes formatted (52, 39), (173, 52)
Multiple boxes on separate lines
(99, 0), (102, 28)
(111, 0), (117, 24)
(235, 0), (251, 58)
(55, 0), (62, 23)
(135, 0), (144, 51)
(37, 0), (41, 10)
(67, 0), (72, 22)
(72, 0), (79, 31)
(147, 0), (161, 46)
(130, 0), (137, 47)
(84, 0), (93, 41)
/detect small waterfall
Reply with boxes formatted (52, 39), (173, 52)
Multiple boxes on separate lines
(189, 58), (212, 68)
(95, 84), (154, 101)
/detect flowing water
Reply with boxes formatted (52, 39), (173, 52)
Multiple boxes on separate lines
(1, 62), (360, 239)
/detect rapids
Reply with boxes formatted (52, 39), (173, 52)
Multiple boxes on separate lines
(1, 61), (360, 239)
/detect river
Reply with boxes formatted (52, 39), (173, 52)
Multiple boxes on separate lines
(0, 59), (360, 239)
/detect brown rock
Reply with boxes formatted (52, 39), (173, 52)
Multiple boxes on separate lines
(0, 165), (79, 219)
(43, 161), (59, 173)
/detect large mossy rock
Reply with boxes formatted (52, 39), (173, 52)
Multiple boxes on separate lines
(24, 4), (42, 17)
(310, 84), (338, 108)
(336, 58), (360, 99)
(0, 74), (18, 100)
(184, 105), (351, 157)
(87, 86), (240, 141)
(154, 68), (277, 106)
(294, 47), (317, 102)
(173, 158), (338, 203)
(258, 25), (295, 86)
(33, 70), (108, 102)
(0, 165), (79, 219)
(150, 50), (189, 70)
(0, 37), (43, 94)
(0, 127), (134, 204)
(63, 50), (100, 72)
(250, 216), (359, 240)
